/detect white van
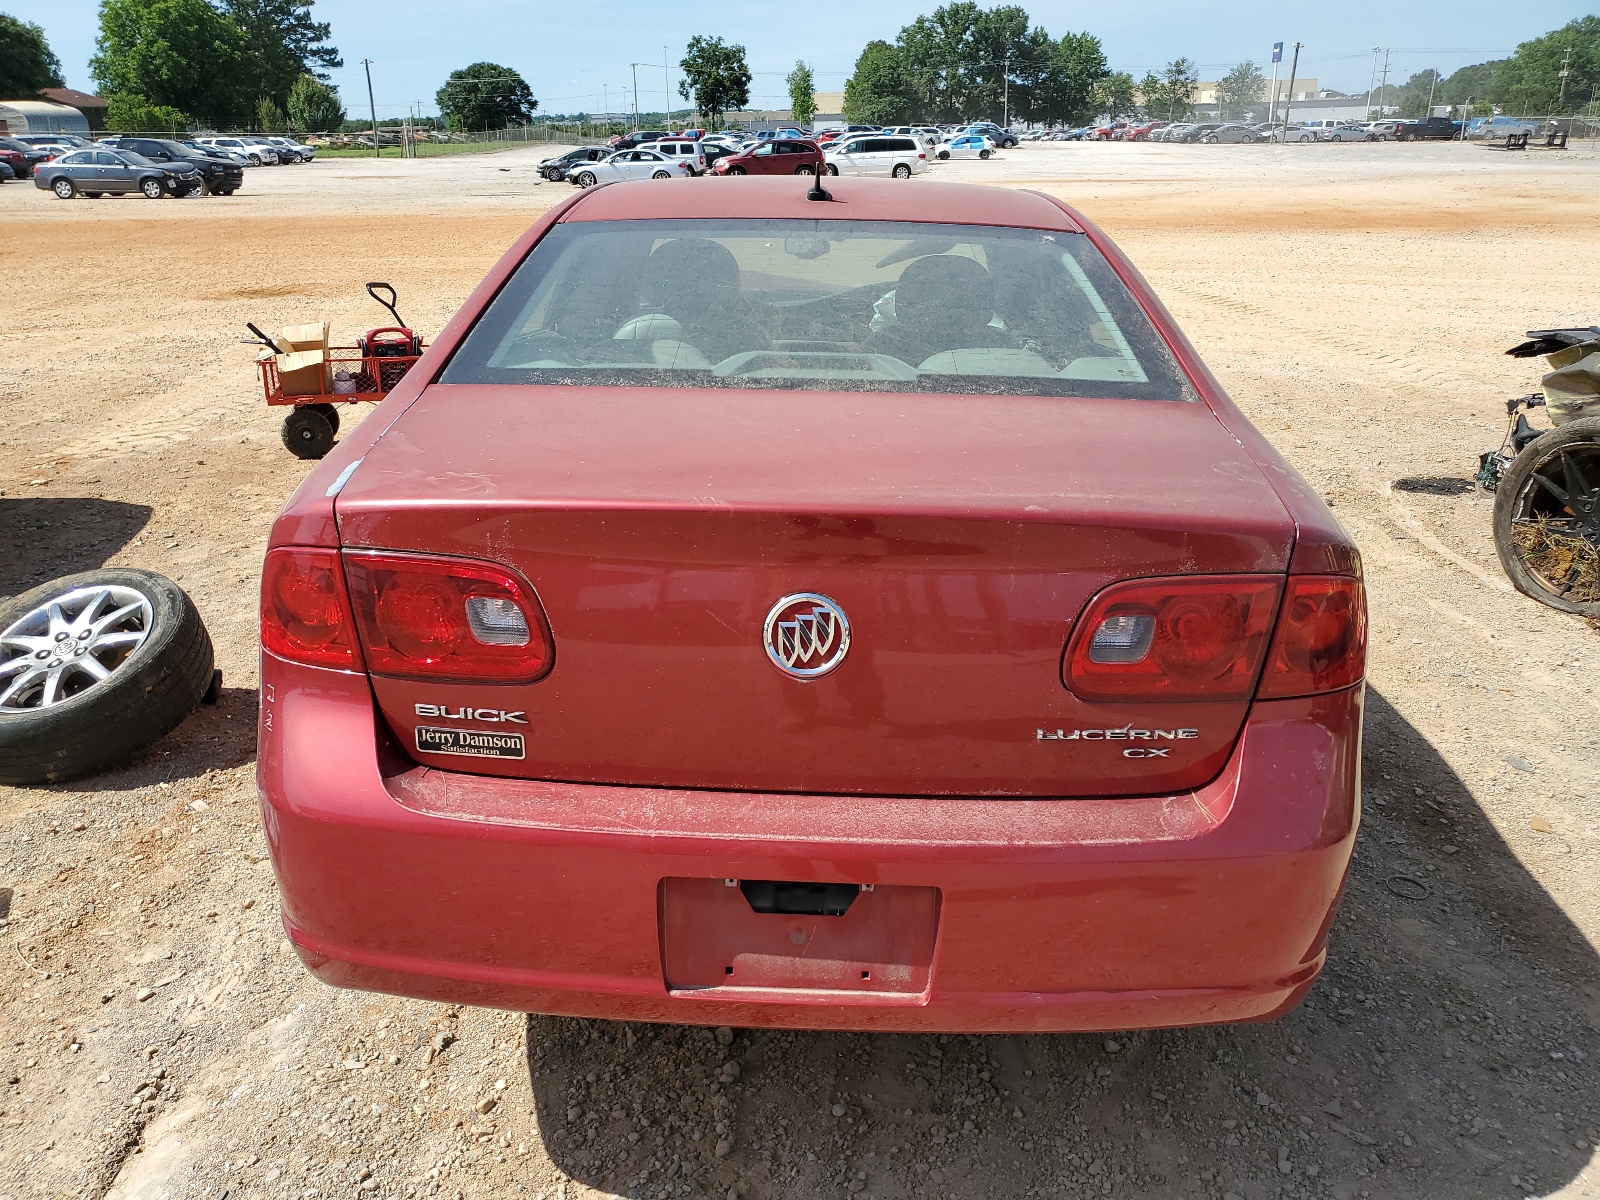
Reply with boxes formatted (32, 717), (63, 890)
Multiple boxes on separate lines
(652, 140), (707, 175)
(822, 134), (927, 178)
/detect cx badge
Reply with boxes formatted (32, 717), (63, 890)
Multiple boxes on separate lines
(764, 593), (851, 680)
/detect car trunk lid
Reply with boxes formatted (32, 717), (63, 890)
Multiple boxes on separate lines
(333, 385), (1294, 797)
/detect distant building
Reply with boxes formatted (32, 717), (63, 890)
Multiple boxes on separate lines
(0, 99), (94, 135)
(41, 88), (110, 131)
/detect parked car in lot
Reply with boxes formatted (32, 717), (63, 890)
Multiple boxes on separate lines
(823, 133), (927, 177)
(1257, 123), (1318, 143)
(0, 144), (29, 180)
(608, 130), (671, 151)
(1150, 123), (1193, 143)
(259, 176), (1366, 1033)
(711, 138), (823, 175)
(14, 133), (89, 152)
(0, 135), (51, 170)
(1199, 123), (1260, 143)
(265, 136), (317, 162)
(539, 145), (612, 181)
(1319, 122), (1370, 142)
(958, 121), (1019, 148)
(934, 133), (995, 159)
(1364, 120), (1402, 140)
(34, 148), (202, 198)
(194, 136), (271, 165)
(1394, 115), (1462, 140)
(651, 139), (709, 175)
(99, 137), (245, 194)
(1125, 121), (1167, 141)
(567, 149), (693, 187)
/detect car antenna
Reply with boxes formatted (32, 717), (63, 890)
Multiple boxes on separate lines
(806, 174), (833, 202)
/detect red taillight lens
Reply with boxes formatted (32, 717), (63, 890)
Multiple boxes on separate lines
(342, 551), (552, 683)
(1257, 575), (1367, 698)
(260, 547), (360, 669)
(1064, 575), (1283, 702)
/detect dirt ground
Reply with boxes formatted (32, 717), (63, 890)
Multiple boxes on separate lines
(1, 139), (1597, 1200)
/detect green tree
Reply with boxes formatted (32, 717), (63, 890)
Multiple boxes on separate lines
(435, 62), (537, 131)
(1033, 31), (1109, 125)
(844, 40), (913, 124)
(1389, 68), (1441, 118)
(1140, 57), (1197, 120)
(787, 60), (816, 125)
(105, 92), (188, 131)
(286, 72), (343, 131)
(91, 0), (250, 128)
(1215, 60), (1265, 120)
(678, 35), (751, 129)
(255, 95), (286, 131)
(1091, 70), (1135, 119)
(849, 5), (1108, 126)
(1494, 15), (1600, 114)
(0, 13), (66, 98)
(221, 0), (340, 110)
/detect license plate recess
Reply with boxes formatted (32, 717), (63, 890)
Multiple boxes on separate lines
(660, 877), (939, 996)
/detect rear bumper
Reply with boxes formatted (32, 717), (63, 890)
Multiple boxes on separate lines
(259, 654), (1360, 1032)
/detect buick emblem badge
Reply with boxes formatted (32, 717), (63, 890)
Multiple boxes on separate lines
(764, 593), (850, 680)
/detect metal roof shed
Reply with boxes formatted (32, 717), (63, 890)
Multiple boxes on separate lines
(0, 100), (92, 135)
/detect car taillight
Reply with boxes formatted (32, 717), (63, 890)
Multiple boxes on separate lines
(1257, 575), (1366, 698)
(1063, 575), (1283, 702)
(261, 547), (361, 670)
(342, 551), (552, 683)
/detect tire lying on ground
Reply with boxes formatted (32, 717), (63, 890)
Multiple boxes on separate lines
(0, 569), (215, 784)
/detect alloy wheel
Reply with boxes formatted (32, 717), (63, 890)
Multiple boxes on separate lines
(0, 585), (153, 710)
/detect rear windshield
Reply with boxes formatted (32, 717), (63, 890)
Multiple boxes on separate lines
(441, 218), (1192, 399)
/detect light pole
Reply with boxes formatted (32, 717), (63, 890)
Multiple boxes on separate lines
(664, 47), (671, 128)
(1365, 48), (1380, 121)
(1559, 46), (1573, 112)
(1268, 42), (1283, 123)
(630, 62), (641, 129)
(361, 59), (379, 158)
(1278, 42), (1302, 144)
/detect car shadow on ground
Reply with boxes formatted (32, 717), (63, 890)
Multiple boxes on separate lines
(0, 497), (153, 598)
(524, 686), (1598, 1200)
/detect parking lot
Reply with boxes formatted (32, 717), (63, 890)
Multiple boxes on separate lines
(1, 138), (1598, 1200)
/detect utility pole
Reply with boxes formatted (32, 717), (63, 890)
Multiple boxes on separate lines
(1559, 46), (1573, 112)
(1002, 54), (1011, 129)
(630, 63), (641, 129)
(1278, 42), (1301, 144)
(664, 47), (671, 128)
(361, 59), (379, 158)
(1365, 48), (1380, 121)
(1268, 42), (1283, 123)
(1426, 68), (1438, 116)
(1378, 49), (1390, 114)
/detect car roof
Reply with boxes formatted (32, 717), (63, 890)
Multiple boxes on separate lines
(561, 176), (1084, 231)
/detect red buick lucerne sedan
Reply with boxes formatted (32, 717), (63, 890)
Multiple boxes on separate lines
(258, 176), (1365, 1033)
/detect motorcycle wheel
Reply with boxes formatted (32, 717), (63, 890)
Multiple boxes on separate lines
(1493, 416), (1600, 616)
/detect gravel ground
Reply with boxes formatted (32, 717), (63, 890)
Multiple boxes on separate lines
(0, 139), (1596, 1200)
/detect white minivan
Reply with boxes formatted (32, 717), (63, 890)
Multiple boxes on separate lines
(822, 134), (927, 178)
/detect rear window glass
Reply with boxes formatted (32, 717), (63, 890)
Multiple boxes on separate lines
(441, 218), (1191, 400)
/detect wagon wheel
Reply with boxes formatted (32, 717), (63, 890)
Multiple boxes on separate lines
(281, 407), (337, 460)
(1493, 416), (1600, 616)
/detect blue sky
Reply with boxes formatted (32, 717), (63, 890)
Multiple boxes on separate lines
(12, 0), (1586, 118)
